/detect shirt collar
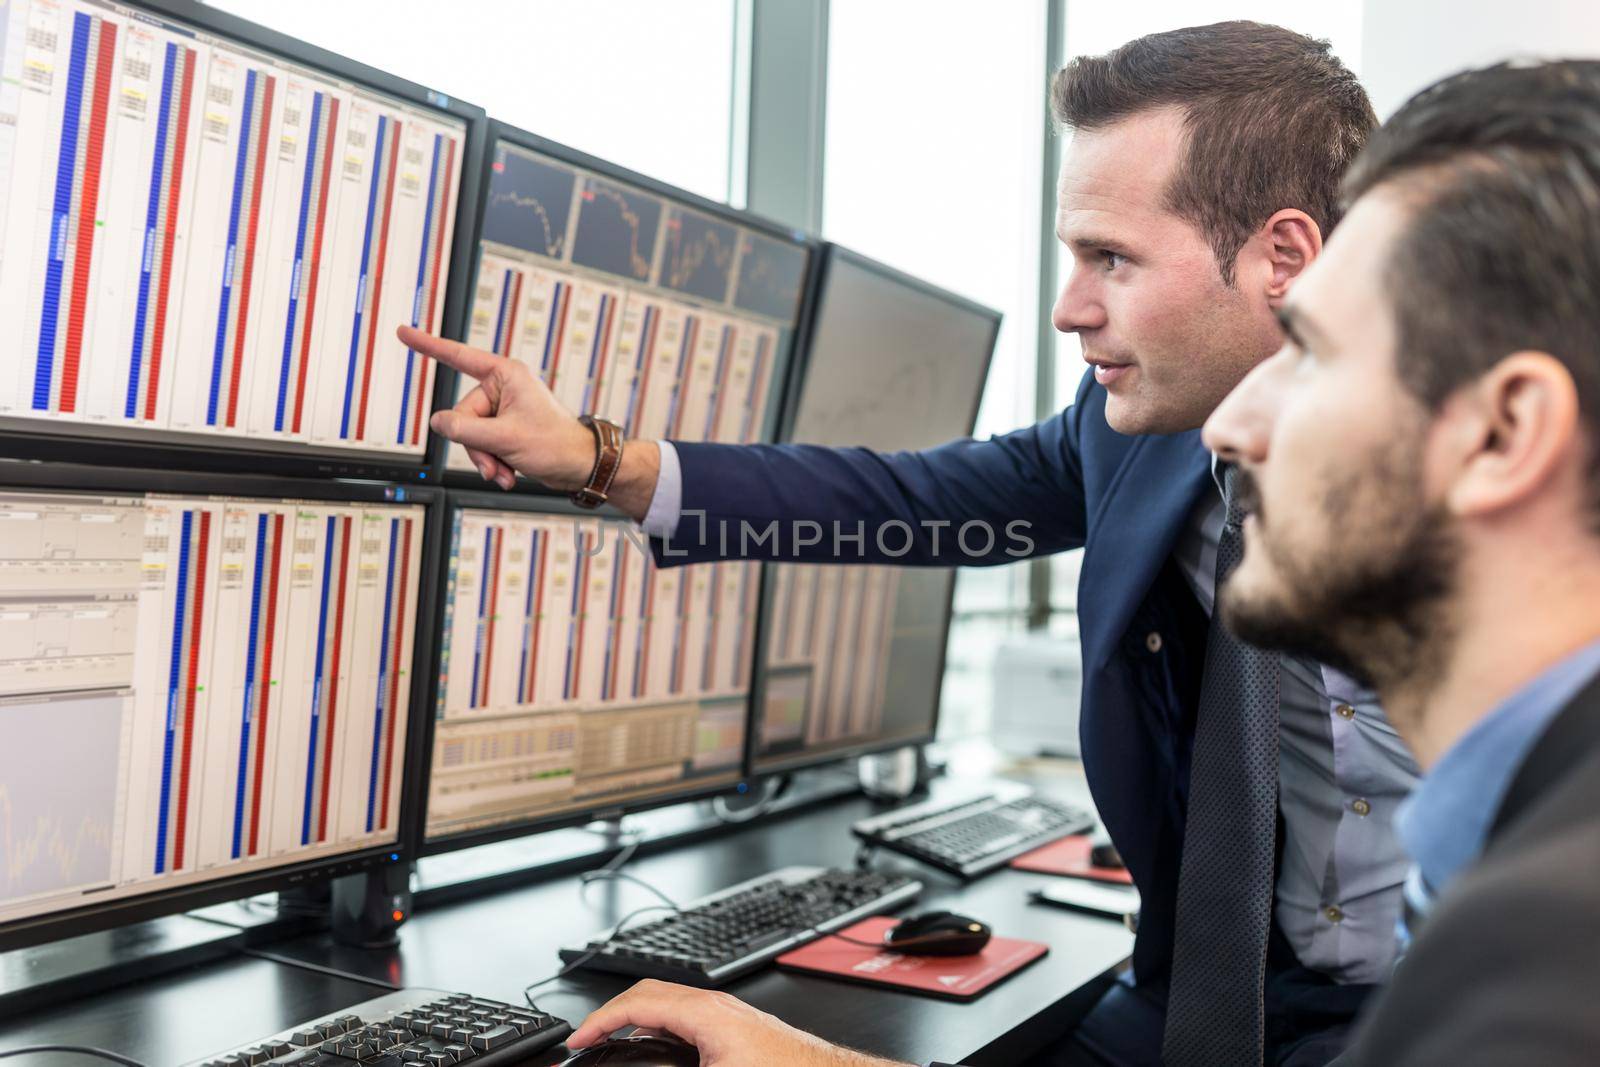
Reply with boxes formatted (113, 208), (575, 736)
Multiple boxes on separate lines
(1396, 636), (1600, 896)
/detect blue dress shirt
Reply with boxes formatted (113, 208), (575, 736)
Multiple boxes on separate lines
(1397, 636), (1600, 907)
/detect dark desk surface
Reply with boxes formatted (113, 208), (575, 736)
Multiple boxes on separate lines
(0, 769), (1133, 1066)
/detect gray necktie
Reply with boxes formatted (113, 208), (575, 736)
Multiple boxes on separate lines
(1162, 463), (1281, 1067)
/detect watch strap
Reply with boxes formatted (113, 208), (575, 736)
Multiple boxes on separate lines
(571, 415), (624, 509)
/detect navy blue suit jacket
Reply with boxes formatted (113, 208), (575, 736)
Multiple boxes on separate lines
(652, 370), (1216, 983)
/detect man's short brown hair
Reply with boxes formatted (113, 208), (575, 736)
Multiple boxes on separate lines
(1051, 21), (1375, 282)
(1342, 60), (1600, 525)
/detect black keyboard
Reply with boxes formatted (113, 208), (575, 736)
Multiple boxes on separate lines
(560, 865), (921, 987)
(181, 988), (571, 1066)
(852, 787), (1095, 878)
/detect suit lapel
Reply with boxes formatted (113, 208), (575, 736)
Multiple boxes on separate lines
(1078, 429), (1214, 672)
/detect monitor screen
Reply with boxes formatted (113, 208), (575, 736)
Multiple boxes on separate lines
(422, 504), (752, 846)
(444, 131), (809, 477)
(787, 251), (999, 451)
(0, 480), (429, 945)
(757, 563), (955, 766)
(752, 247), (999, 773)
(0, 0), (471, 475)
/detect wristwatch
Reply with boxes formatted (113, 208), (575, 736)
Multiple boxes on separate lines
(570, 414), (624, 509)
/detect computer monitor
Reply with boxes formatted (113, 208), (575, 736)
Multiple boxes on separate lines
(0, 0), (486, 484)
(751, 245), (1001, 774)
(0, 462), (441, 951)
(417, 493), (754, 851)
(419, 492), (755, 851)
(441, 122), (813, 483)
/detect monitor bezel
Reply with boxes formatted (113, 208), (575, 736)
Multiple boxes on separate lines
(436, 118), (821, 497)
(0, 0), (488, 487)
(747, 242), (1003, 777)
(412, 488), (755, 858)
(0, 459), (446, 952)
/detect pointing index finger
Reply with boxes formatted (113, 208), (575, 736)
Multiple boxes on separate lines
(397, 324), (500, 381)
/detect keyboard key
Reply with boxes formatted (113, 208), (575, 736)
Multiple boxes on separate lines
(468, 1025), (518, 1052)
(443, 1044), (475, 1060)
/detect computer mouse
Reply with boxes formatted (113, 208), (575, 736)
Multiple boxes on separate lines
(883, 910), (992, 956)
(559, 1034), (700, 1066)
(1090, 841), (1125, 870)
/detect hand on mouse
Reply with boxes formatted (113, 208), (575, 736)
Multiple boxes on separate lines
(567, 979), (910, 1067)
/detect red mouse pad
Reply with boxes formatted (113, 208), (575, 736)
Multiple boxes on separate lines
(1009, 835), (1135, 884)
(775, 917), (1048, 1001)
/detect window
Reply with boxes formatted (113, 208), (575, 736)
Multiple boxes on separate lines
(823, 1), (1049, 738)
(205, 0), (738, 201)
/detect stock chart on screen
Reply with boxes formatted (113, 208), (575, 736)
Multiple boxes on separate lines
(425, 507), (752, 839)
(447, 137), (808, 474)
(0, 0), (466, 463)
(0, 485), (426, 929)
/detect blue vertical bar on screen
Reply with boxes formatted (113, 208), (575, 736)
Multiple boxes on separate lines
(469, 524), (492, 705)
(540, 282), (565, 372)
(341, 115), (386, 439)
(396, 133), (442, 443)
(632, 553), (651, 699)
(208, 70), (256, 426)
(624, 306), (653, 431)
(154, 509), (193, 874)
(517, 529), (540, 701)
(34, 13), (90, 411)
(276, 92), (322, 431)
(302, 517), (335, 844)
(230, 513), (267, 858)
(127, 41), (177, 419)
(366, 521), (399, 831)
(563, 532), (584, 698)
(491, 269), (514, 353)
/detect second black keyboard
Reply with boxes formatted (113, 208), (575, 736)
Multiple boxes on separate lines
(852, 788), (1096, 877)
(559, 866), (921, 987)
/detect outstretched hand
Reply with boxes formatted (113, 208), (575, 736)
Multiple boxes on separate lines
(398, 325), (594, 491)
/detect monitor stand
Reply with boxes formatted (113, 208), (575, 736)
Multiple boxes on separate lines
(0, 914), (243, 1016)
(858, 745), (933, 801)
